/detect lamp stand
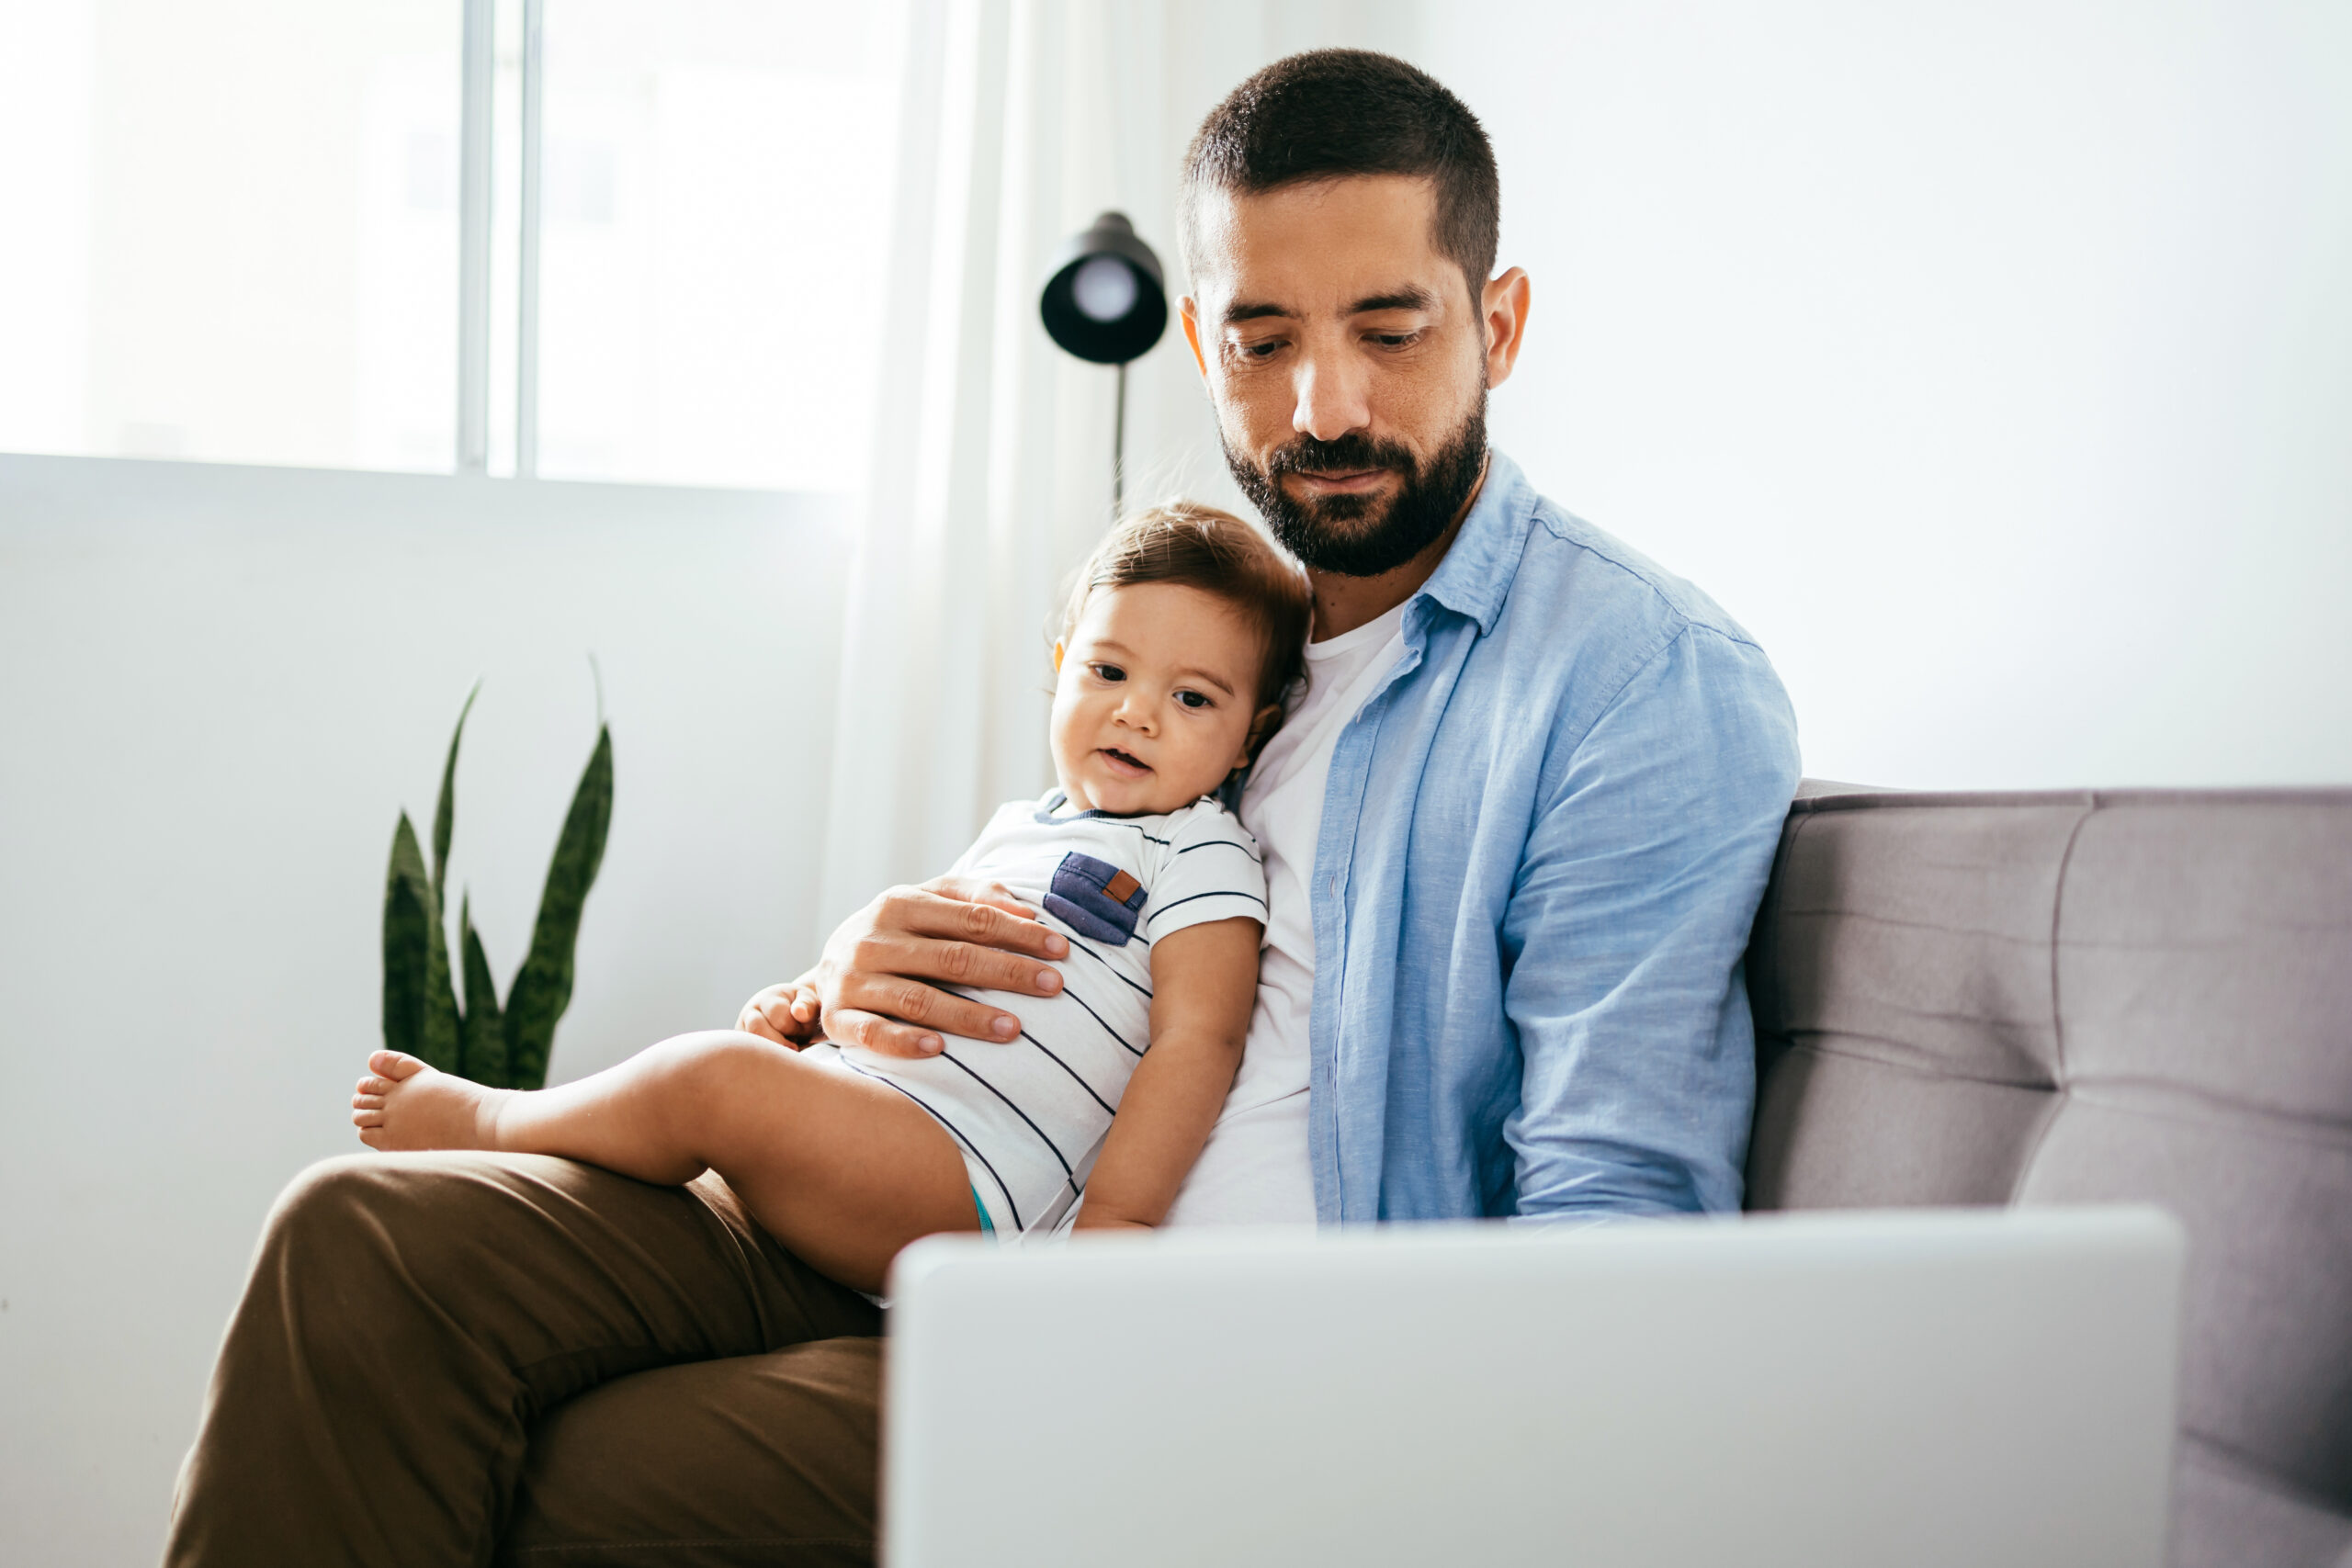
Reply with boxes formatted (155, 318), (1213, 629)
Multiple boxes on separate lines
(1112, 360), (1128, 522)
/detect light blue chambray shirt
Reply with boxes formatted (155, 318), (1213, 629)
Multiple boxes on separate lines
(1300, 450), (1801, 1224)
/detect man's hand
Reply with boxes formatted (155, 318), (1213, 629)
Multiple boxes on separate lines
(741, 875), (1069, 1059)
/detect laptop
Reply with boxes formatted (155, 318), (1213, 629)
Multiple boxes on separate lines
(882, 1206), (2183, 1567)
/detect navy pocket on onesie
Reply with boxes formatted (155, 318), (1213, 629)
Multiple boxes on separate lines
(1044, 852), (1147, 945)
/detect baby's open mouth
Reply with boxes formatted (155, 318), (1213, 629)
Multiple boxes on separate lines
(1099, 747), (1151, 776)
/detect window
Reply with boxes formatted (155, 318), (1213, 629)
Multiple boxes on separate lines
(0, 0), (903, 491)
(526, 3), (901, 490)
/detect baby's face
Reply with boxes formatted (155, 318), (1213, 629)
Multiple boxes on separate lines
(1050, 582), (1270, 816)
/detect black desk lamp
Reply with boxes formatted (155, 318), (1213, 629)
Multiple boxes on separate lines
(1040, 211), (1168, 518)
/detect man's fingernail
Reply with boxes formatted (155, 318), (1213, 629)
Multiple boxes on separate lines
(993, 1014), (1018, 1038)
(1046, 935), (1068, 954)
(919, 1034), (943, 1055)
(1036, 968), (1062, 991)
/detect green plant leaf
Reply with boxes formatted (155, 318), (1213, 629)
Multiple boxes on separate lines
(381, 813), (432, 1059)
(503, 723), (612, 1091)
(432, 681), (481, 906)
(457, 891), (506, 1087)
(386, 812), (461, 1074)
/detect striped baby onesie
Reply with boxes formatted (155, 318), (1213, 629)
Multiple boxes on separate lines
(804, 789), (1266, 1235)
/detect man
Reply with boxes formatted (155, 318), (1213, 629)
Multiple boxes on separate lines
(164, 50), (1797, 1567)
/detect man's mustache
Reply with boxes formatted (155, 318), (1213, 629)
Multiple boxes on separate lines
(1263, 433), (1416, 478)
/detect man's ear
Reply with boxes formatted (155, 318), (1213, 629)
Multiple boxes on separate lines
(1180, 297), (1209, 379)
(1481, 267), (1532, 390)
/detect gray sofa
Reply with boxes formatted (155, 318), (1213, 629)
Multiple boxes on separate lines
(1744, 784), (2351, 1566)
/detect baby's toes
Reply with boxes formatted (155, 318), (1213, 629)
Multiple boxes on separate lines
(357, 1124), (384, 1148)
(355, 1075), (393, 1097)
(353, 1090), (385, 1112)
(352, 1104), (386, 1128)
(368, 1050), (428, 1081)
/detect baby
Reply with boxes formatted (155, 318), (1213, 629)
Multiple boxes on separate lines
(351, 502), (1310, 1292)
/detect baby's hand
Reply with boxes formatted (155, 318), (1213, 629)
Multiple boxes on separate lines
(737, 978), (823, 1047)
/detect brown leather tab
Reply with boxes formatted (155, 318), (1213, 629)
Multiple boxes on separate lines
(1103, 869), (1142, 905)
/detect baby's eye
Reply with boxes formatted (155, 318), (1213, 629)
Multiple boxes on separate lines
(1174, 689), (1213, 710)
(1090, 662), (1125, 683)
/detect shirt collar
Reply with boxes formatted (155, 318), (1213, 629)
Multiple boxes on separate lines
(1412, 447), (1536, 637)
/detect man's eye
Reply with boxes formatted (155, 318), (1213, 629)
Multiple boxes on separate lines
(1232, 338), (1282, 360)
(1091, 663), (1125, 682)
(1371, 332), (1418, 348)
(1174, 690), (1212, 710)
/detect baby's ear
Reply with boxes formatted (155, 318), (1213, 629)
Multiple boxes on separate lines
(1052, 639), (1067, 673)
(1236, 702), (1283, 769)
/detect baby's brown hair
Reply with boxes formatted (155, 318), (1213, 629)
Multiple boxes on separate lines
(1059, 502), (1311, 748)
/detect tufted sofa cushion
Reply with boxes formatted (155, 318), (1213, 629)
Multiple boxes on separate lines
(1745, 785), (2352, 1567)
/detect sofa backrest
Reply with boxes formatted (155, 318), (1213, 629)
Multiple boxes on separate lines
(1743, 785), (2352, 1568)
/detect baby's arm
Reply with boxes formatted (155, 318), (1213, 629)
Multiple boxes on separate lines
(1072, 915), (1261, 1230)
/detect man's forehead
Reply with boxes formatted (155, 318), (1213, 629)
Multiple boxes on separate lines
(1188, 175), (1453, 314)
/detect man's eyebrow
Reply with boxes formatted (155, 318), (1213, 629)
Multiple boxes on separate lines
(1221, 288), (1440, 324)
(1349, 287), (1438, 315)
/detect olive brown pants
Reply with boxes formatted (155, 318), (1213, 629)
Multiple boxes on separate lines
(162, 1151), (886, 1568)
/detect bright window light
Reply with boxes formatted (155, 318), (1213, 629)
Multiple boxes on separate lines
(0, 0), (463, 472)
(0, 0), (904, 492)
(527, 1), (902, 491)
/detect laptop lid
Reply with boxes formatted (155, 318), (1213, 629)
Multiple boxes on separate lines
(884, 1206), (2182, 1568)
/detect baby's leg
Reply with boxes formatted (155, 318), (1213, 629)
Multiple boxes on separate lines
(353, 1033), (976, 1290)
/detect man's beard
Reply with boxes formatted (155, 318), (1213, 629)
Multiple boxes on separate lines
(1224, 392), (1488, 579)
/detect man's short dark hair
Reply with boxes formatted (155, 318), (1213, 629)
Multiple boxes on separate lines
(1181, 50), (1499, 303)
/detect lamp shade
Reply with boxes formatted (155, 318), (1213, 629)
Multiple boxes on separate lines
(1040, 211), (1168, 366)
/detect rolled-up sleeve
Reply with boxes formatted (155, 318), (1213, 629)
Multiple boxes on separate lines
(1499, 623), (1801, 1219)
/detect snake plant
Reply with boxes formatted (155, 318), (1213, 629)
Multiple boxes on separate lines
(381, 680), (612, 1089)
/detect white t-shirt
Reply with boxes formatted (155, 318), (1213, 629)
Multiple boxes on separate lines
(1161, 597), (1411, 1226)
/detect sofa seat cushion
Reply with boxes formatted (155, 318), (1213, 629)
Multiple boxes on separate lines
(1746, 788), (2352, 1567)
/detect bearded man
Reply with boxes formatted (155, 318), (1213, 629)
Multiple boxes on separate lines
(164, 49), (1798, 1568)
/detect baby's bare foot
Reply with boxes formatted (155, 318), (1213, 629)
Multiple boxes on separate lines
(351, 1050), (513, 1152)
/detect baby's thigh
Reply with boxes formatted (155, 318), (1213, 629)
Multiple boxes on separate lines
(687, 1037), (978, 1292)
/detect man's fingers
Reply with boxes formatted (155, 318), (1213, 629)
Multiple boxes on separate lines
(846, 931), (1062, 999)
(928, 874), (1042, 921)
(829, 1009), (946, 1059)
(907, 883), (1068, 958)
(835, 971), (1022, 1043)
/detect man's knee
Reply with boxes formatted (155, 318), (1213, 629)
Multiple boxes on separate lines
(262, 1154), (389, 1260)
(256, 1152), (508, 1296)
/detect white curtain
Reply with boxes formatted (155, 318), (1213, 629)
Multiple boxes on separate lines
(814, 0), (1422, 931)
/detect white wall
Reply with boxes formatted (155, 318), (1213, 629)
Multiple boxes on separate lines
(0, 455), (846, 1565)
(1132, 1), (2352, 789)
(1438, 0), (2352, 787)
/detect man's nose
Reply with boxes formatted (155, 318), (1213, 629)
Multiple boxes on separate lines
(1291, 344), (1371, 444)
